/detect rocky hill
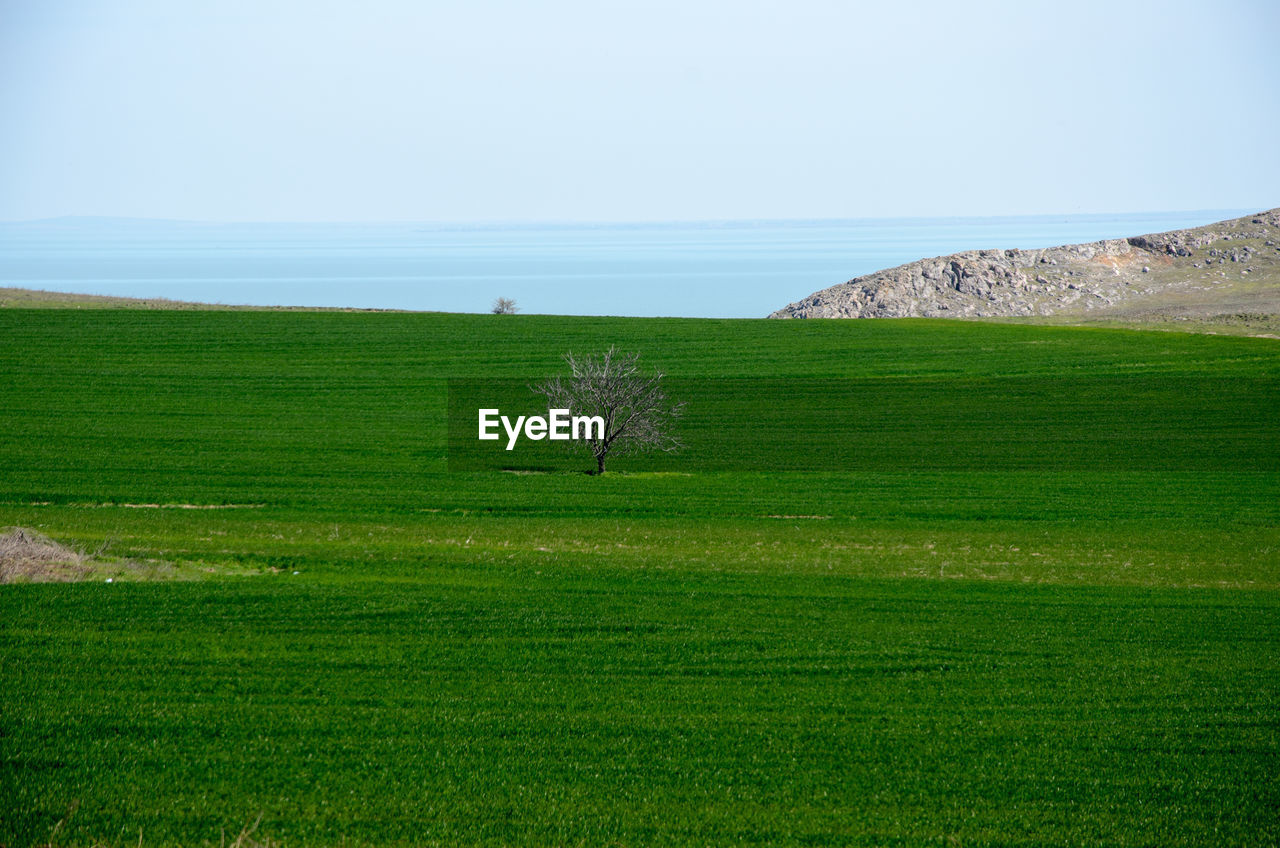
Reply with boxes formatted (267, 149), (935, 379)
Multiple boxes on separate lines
(769, 209), (1280, 328)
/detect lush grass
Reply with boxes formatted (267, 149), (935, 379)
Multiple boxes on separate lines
(2, 310), (1278, 846)
(5, 575), (1278, 847)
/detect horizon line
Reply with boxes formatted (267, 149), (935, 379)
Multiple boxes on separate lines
(0, 206), (1268, 229)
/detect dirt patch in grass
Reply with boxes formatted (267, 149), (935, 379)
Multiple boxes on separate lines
(0, 527), (94, 582)
(763, 514), (833, 520)
(110, 502), (265, 510)
(0, 526), (261, 583)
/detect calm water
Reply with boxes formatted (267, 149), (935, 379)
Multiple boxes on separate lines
(0, 210), (1254, 318)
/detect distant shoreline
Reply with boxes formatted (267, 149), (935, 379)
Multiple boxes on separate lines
(0, 210), (1264, 319)
(0, 286), (415, 312)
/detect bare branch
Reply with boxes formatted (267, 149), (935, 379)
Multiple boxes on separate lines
(532, 346), (683, 474)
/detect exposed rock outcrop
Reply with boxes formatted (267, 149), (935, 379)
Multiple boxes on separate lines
(769, 209), (1280, 320)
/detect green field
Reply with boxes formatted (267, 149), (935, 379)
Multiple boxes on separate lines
(2, 310), (1278, 846)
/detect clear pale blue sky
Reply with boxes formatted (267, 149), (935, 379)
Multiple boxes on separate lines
(1, 0), (1277, 223)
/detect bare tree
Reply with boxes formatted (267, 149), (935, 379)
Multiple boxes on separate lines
(533, 347), (683, 474)
(491, 297), (519, 314)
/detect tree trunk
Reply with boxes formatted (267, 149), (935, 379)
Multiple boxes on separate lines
(595, 453), (607, 475)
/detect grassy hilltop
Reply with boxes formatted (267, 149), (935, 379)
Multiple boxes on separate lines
(1, 309), (1278, 846)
